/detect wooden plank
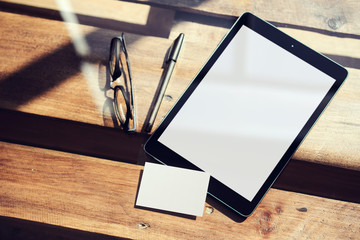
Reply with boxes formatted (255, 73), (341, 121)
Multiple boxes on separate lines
(0, 9), (229, 131)
(2, 0), (151, 25)
(279, 28), (360, 59)
(0, 0), (175, 37)
(1, 109), (359, 203)
(0, 216), (132, 240)
(293, 68), (360, 170)
(277, 27), (360, 170)
(129, 0), (360, 35)
(0, 141), (359, 239)
(0, 2), (359, 172)
(0, 109), (149, 164)
(0, 2), (359, 239)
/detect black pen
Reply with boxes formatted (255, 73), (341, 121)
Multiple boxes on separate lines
(145, 33), (185, 132)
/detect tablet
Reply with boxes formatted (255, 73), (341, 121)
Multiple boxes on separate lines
(144, 12), (347, 217)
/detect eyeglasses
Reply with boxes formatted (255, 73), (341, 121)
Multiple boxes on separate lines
(109, 33), (136, 131)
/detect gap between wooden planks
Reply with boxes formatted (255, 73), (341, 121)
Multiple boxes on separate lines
(0, 141), (359, 240)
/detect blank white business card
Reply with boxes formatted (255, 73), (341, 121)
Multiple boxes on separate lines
(136, 162), (210, 217)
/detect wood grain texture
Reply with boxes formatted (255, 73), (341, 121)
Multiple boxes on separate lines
(1, 1), (359, 171)
(130, 0), (360, 35)
(0, 0), (174, 37)
(0, 108), (150, 164)
(0, 6), (231, 131)
(0, 1), (359, 239)
(1, 108), (359, 203)
(0, 141), (359, 240)
(0, 216), (131, 240)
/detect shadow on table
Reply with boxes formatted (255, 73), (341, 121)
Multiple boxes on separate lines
(0, 0), (173, 111)
(1, 0), (358, 116)
(0, 216), (131, 240)
(0, 1), (174, 38)
(206, 195), (247, 223)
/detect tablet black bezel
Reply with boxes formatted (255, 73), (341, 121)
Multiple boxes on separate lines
(144, 12), (348, 217)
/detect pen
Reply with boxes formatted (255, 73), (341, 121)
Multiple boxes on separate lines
(145, 33), (185, 132)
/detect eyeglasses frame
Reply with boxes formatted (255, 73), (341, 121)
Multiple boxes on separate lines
(109, 33), (136, 131)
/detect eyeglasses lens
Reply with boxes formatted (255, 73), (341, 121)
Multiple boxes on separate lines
(114, 86), (129, 125)
(109, 37), (134, 129)
(109, 42), (117, 76)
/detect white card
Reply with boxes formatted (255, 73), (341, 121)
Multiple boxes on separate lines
(136, 162), (210, 217)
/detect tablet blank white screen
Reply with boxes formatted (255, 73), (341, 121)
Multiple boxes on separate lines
(158, 25), (335, 201)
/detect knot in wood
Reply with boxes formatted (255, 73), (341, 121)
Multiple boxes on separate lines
(257, 210), (276, 236)
(327, 18), (340, 30)
(164, 95), (173, 102)
(205, 206), (214, 214)
(137, 222), (150, 230)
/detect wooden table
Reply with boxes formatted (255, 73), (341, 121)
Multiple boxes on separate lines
(1, 0), (359, 239)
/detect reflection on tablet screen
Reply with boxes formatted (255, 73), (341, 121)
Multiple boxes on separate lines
(158, 25), (335, 201)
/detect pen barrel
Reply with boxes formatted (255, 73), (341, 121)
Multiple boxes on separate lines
(146, 60), (176, 131)
(157, 60), (176, 103)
